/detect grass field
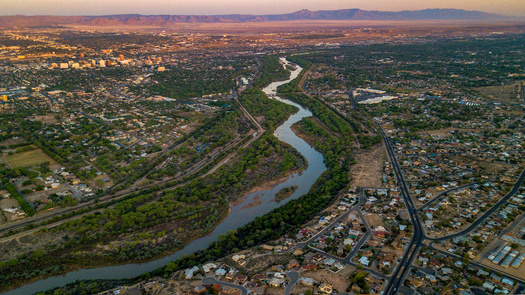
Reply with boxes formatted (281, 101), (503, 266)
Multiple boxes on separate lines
(476, 83), (521, 104)
(3, 149), (55, 169)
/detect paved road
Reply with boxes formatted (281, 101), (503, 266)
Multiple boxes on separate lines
(428, 168), (525, 242)
(379, 125), (425, 295)
(296, 209), (353, 249)
(406, 169), (474, 183)
(418, 183), (478, 212)
(284, 271), (300, 295)
(344, 188), (373, 262)
(0, 96), (263, 237)
(296, 186), (369, 260)
(202, 277), (248, 295)
(294, 187), (387, 280)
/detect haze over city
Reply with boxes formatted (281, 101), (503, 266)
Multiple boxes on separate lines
(2, 0), (525, 17)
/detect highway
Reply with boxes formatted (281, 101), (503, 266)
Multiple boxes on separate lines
(379, 125), (425, 295)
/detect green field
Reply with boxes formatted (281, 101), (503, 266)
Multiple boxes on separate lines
(3, 149), (55, 169)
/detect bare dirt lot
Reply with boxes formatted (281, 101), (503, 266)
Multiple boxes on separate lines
(450, 155), (512, 174)
(349, 143), (388, 188)
(364, 213), (386, 228)
(33, 114), (59, 124)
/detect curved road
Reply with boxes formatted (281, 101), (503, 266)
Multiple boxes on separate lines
(285, 271), (300, 295)
(202, 277), (248, 295)
(428, 168), (525, 242)
(418, 183), (478, 212)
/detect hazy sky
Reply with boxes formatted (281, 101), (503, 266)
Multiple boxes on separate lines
(2, 0), (524, 17)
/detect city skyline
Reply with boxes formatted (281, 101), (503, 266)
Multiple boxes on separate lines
(2, 0), (525, 17)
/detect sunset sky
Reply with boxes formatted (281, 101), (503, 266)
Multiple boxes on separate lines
(2, 0), (524, 17)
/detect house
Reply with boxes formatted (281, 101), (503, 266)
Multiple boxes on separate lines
(483, 282), (495, 291)
(430, 259), (443, 268)
(222, 286), (241, 295)
(441, 267), (453, 275)
(476, 269), (489, 277)
(287, 259), (299, 269)
(194, 285), (206, 294)
(418, 256), (429, 265)
(358, 256), (370, 266)
(202, 263), (217, 273)
(235, 274), (248, 284)
(409, 279), (424, 288)
(323, 258), (336, 266)
(269, 278), (283, 287)
(426, 274), (437, 283)
(300, 277), (314, 286)
(312, 253), (325, 263)
(215, 268), (227, 277)
(302, 264), (317, 270)
(225, 269), (237, 281)
(184, 266), (199, 279)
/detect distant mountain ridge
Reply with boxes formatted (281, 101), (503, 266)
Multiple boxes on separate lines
(0, 8), (510, 28)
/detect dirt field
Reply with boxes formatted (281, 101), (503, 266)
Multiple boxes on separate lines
(364, 213), (386, 228)
(414, 128), (482, 138)
(3, 149), (55, 169)
(450, 155), (511, 174)
(33, 114), (59, 124)
(349, 143), (388, 188)
(0, 198), (19, 210)
(477, 83), (523, 104)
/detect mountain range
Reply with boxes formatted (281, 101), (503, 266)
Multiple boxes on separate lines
(0, 8), (510, 28)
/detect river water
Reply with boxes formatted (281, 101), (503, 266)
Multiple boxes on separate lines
(3, 58), (327, 295)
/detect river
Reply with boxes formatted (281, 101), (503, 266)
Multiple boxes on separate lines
(3, 58), (327, 295)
